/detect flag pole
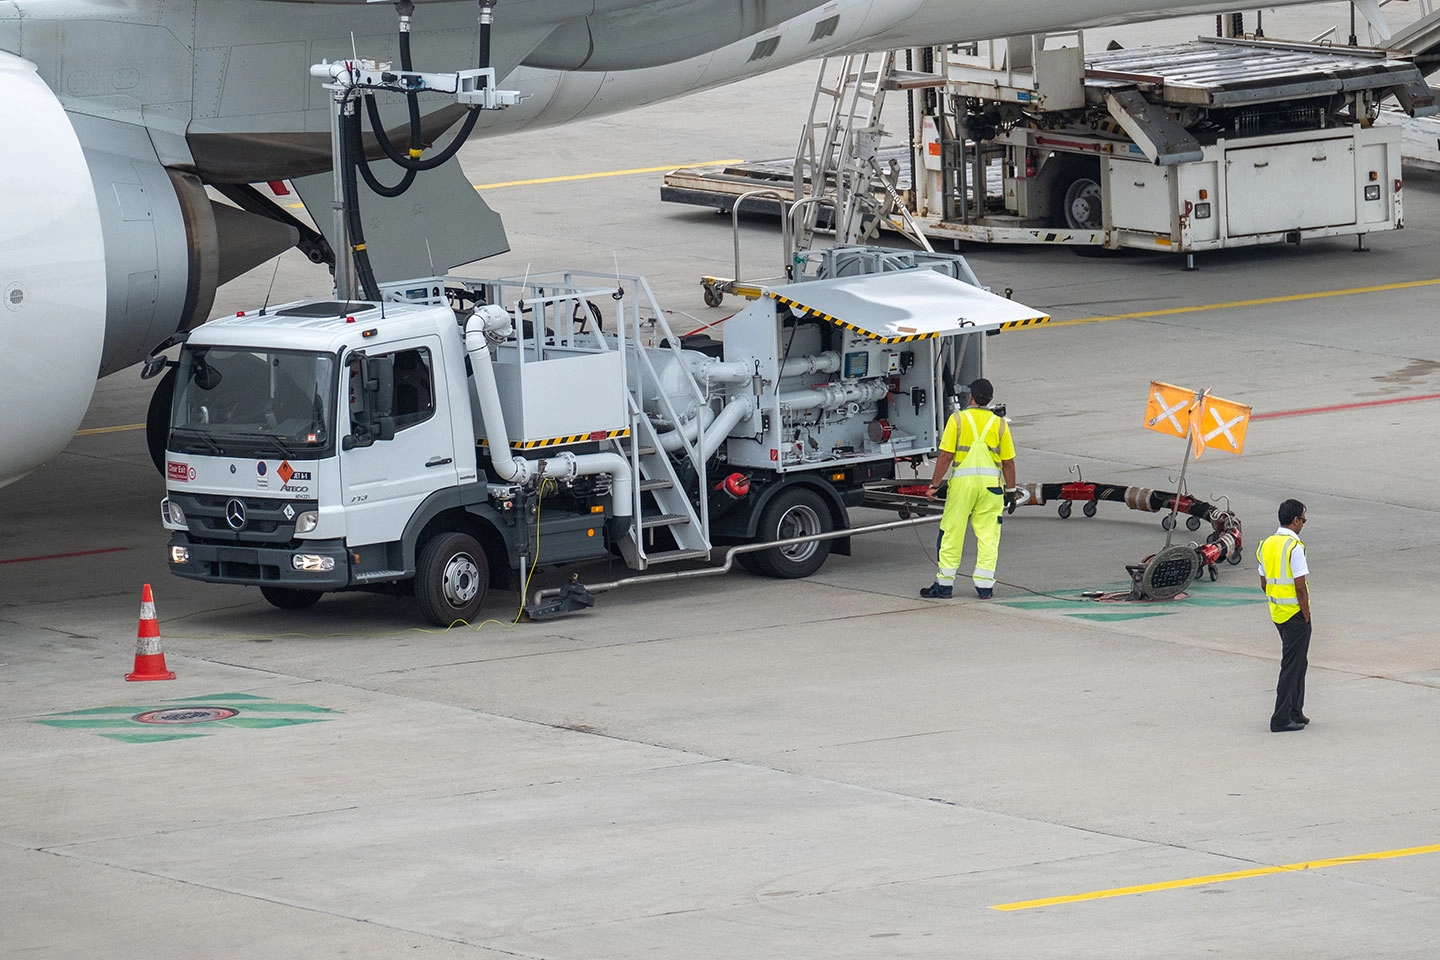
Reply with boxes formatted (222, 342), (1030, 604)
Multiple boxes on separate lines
(1164, 388), (1207, 548)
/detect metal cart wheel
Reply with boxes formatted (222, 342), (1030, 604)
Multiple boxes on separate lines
(1058, 501), (1072, 519)
(1082, 501), (1097, 518)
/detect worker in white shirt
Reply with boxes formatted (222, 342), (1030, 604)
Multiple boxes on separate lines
(1257, 498), (1312, 732)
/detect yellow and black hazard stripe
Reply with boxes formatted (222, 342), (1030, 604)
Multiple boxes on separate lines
(479, 427), (631, 450)
(999, 315), (1052, 330)
(767, 293), (937, 344)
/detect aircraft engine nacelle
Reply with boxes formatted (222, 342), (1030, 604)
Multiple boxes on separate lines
(0, 52), (107, 489)
(1, 53), (300, 488)
(68, 113), (223, 380)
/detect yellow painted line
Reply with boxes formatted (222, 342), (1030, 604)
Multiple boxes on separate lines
(1054, 277), (1440, 326)
(472, 159), (743, 191)
(991, 841), (1440, 912)
(275, 158), (744, 207)
(75, 423), (146, 437)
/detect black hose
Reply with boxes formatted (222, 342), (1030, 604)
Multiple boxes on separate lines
(339, 102), (382, 300)
(362, 3), (491, 173)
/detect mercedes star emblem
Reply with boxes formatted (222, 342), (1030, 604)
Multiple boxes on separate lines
(225, 498), (247, 530)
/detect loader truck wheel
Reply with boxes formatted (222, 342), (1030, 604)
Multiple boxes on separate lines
(1051, 156), (1104, 231)
(748, 487), (833, 579)
(415, 532), (489, 626)
(260, 586), (323, 610)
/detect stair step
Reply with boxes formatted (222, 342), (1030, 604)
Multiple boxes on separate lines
(619, 444), (658, 457)
(638, 478), (674, 492)
(641, 548), (712, 565)
(639, 513), (691, 530)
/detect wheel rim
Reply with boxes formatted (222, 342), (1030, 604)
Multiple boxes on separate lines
(776, 503), (823, 562)
(441, 552), (481, 607)
(1063, 177), (1103, 230)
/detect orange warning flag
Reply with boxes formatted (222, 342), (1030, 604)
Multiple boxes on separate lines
(1193, 394), (1251, 456)
(1144, 381), (1196, 439)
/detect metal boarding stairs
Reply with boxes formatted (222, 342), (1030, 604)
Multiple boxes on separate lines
(483, 272), (712, 571)
(792, 52), (934, 254)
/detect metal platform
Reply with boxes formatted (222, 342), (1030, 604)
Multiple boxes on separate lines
(1082, 37), (1434, 112)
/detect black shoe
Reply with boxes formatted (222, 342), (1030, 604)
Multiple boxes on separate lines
(975, 587), (993, 600)
(1270, 721), (1306, 732)
(1292, 714), (1310, 726)
(920, 583), (953, 599)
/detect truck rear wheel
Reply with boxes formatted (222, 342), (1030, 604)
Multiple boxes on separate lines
(259, 586), (323, 610)
(415, 532), (489, 626)
(1051, 156), (1104, 231)
(747, 487), (833, 579)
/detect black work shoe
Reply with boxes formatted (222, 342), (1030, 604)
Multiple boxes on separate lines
(1270, 721), (1306, 732)
(975, 587), (994, 600)
(920, 583), (953, 599)
(1292, 714), (1310, 725)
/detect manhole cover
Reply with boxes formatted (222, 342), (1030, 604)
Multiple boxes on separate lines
(133, 706), (239, 725)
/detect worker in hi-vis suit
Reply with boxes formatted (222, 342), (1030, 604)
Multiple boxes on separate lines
(921, 378), (1018, 600)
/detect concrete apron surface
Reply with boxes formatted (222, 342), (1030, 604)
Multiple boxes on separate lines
(4, 8), (1440, 957)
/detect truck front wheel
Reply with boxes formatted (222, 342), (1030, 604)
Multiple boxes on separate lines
(259, 586), (323, 610)
(415, 532), (489, 626)
(747, 487), (833, 579)
(1051, 156), (1104, 231)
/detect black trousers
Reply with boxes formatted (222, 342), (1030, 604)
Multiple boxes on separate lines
(1271, 614), (1311, 729)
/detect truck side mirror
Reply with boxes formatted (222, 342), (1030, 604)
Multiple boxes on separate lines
(375, 416), (396, 442)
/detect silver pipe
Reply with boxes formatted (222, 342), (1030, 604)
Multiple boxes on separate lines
(531, 511), (941, 608)
(465, 308), (633, 515)
(700, 395), (754, 461)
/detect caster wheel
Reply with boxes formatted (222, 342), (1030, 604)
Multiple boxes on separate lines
(1186, 515), (1202, 531)
(702, 283), (723, 308)
(1082, 501), (1097, 518)
(1058, 500), (1072, 519)
(1161, 515), (1176, 530)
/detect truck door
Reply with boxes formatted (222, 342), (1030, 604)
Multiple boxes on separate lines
(340, 338), (458, 546)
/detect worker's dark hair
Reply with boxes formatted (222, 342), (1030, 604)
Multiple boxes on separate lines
(1278, 499), (1306, 526)
(969, 378), (994, 405)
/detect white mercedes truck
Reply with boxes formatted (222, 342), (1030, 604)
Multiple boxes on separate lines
(154, 247), (1046, 624)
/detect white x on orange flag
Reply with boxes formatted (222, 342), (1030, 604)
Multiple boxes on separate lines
(1144, 381), (1195, 439)
(1196, 394), (1252, 456)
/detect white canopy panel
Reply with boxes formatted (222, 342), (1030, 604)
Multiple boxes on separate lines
(766, 269), (1049, 343)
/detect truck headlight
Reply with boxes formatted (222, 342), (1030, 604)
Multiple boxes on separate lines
(162, 498), (186, 527)
(170, 546), (190, 564)
(295, 510), (319, 534)
(292, 554), (335, 572)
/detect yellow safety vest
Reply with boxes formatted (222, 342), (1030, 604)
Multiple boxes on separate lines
(1257, 533), (1306, 624)
(948, 409), (1006, 482)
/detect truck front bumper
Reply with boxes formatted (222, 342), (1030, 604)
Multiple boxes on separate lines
(167, 534), (351, 590)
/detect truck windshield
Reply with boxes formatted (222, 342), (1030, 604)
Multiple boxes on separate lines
(169, 346), (337, 460)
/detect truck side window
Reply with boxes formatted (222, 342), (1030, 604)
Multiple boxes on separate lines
(391, 348), (435, 431)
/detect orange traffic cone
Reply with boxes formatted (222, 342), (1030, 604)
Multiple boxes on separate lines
(125, 584), (175, 681)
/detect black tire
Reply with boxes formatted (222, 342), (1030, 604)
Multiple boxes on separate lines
(1058, 501), (1072, 519)
(747, 487), (833, 579)
(146, 366), (177, 474)
(415, 532), (489, 626)
(702, 283), (724, 308)
(1161, 515), (1176, 530)
(1082, 501), (1097, 518)
(1186, 515), (1203, 531)
(1050, 156), (1104, 231)
(260, 586), (323, 610)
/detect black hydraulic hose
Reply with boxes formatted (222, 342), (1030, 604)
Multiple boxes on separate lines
(354, 23), (423, 197)
(1026, 482), (1219, 521)
(362, 1), (493, 173)
(340, 102), (382, 300)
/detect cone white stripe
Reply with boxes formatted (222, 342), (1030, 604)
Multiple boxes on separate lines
(140, 601), (156, 620)
(136, 635), (163, 656)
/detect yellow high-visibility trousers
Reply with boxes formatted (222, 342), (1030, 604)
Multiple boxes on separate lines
(935, 478), (1003, 589)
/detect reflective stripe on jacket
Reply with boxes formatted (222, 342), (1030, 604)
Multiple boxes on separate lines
(1257, 533), (1305, 624)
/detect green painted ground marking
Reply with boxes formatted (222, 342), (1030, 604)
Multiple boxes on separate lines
(997, 580), (1266, 621)
(34, 693), (339, 743)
